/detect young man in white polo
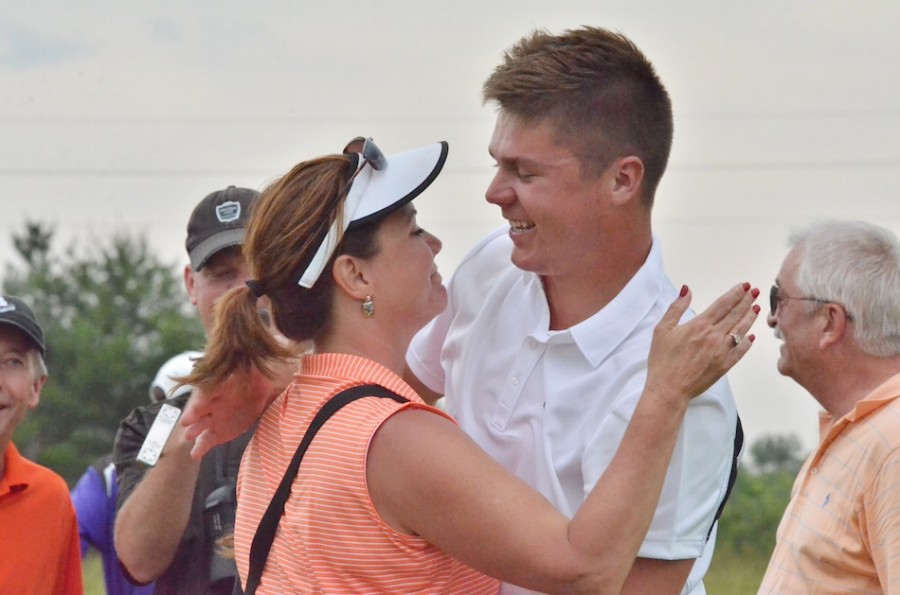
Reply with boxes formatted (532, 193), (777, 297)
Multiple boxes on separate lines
(406, 27), (743, 595)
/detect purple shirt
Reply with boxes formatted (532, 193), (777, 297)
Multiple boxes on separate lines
(71, 455), (155, 595)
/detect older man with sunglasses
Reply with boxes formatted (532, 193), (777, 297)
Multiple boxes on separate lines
(759, 220), (900, 593)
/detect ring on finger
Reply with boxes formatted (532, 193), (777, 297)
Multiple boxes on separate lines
(727, 332), (742, 347)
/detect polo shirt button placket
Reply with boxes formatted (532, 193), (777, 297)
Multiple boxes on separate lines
(491, 337), (543, 430)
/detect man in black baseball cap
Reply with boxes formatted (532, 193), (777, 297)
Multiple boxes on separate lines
(0, 295), (45, 356)
(185, 185), (257, 271)
(182, 185), (259, 333)
(0, 294), (84, 592)
(114, 186), (259, 594)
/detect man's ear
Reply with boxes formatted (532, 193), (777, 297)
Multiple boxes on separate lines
(184, 264), (198, 306)
(331, 254), (373, 301)
(819, 303), (852, 349)
(609, 156), (644, 206)
(28, 369), (46, 410)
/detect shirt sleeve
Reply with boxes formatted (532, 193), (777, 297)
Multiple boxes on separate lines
(582, 374), (738, 560)
(44, 473), (85, 595)
(113, 395), (188, 512)
(865, 446), (900, 592)
(70, 466), (108, 556)
(59, 502), (85, 595)
(406, 226), (509, 395)
(406, 300), (454, 395)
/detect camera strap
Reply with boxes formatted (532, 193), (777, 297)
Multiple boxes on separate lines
(241, 383), (408, 595)
(214, 441), (226, 486)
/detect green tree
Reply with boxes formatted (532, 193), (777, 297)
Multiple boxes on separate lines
(707, 433), (810, 591)
(3, 221), (205, 484)
(750, 434), (806, 476)
(716, 433), (809, 559)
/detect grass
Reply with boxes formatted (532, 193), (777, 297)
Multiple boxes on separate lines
(83, 552), (105, 595)
(82, 541), (769, 594)
(705, 546), (770, 594)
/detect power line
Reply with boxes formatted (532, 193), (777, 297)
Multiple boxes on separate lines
(1, 159), (899, 179)
(0, 109), (899, 126)
(0, 167), (274, 178)
(677, 109), (900, 121)
(674, 160), (900, 172)
(0, 115), (490, 125)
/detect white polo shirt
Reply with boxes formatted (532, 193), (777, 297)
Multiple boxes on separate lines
(407, 227), (740, 595)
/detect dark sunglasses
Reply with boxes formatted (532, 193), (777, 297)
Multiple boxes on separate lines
(769, 285), (853, 320)
(343, 136), (387, 183)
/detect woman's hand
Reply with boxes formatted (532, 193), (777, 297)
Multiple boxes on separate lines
(645, 283), (759, 407)
(181, 357), (297, 459)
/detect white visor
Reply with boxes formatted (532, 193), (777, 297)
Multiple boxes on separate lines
(149, 350), (203, 401)
(297, 140), (448, 288)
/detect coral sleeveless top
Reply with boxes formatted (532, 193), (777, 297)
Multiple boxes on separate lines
(234, 353), (499, 594)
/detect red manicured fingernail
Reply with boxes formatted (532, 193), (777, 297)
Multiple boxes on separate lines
(751, 288), (760, 298)
(753, 305), (761, 315)
(680, 285), (689, 297)
(743, 282), (751, 291)
(749, 334), (756, 342)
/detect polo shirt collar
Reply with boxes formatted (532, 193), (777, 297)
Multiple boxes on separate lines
(300, 352), (424, 403)
(818, 371), (900, 442)
(521, 237), (665, 368)
(0, 442), (29, 497)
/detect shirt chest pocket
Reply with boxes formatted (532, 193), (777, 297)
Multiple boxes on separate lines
(790, 478), (874, 575)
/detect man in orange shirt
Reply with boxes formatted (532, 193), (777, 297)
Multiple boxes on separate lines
(0, 295), (83, 594)
(760, 220), (900, 594)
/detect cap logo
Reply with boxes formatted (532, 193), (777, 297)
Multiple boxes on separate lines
(216, 201), (241, 223)
(0, 297), (14, 314)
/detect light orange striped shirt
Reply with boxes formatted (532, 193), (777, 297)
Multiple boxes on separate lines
(234, 353), (499, 594)
(759, 372), (900, 594)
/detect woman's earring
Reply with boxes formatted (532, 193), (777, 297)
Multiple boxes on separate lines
(362, 295), (375, 318)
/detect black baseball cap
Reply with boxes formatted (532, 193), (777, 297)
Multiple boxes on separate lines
(0, 295), (45, 356)
(185, 186), (259, 270)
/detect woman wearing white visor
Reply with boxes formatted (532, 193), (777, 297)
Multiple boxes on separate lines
(183, 137), (757, 594)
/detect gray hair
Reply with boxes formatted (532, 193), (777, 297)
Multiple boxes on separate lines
(789, 220), (900, 357)
(31, 350), (48, 379)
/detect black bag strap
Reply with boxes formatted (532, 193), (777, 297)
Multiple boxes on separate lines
(242, 384), (408, 595)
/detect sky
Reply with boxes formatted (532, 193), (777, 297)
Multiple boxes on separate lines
(1, 0), (899, 454)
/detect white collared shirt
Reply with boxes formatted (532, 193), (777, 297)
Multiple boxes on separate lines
(408, 227), (740, 595)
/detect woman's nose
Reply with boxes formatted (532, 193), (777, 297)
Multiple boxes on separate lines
(427, 232), (442, 255)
